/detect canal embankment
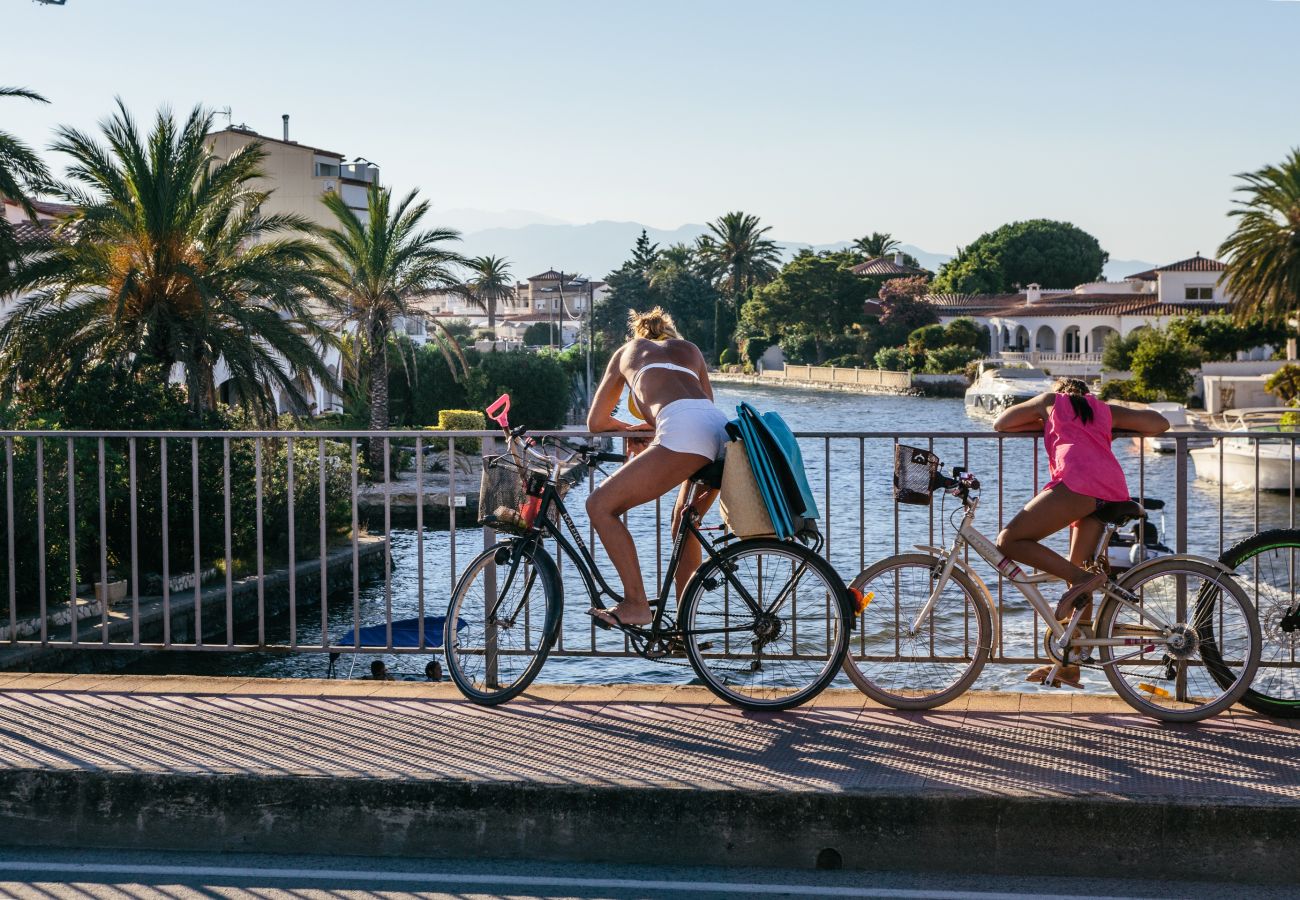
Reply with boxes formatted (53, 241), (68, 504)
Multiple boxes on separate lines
(713, 364), (967, 397)
(0, 674), (1294, 884)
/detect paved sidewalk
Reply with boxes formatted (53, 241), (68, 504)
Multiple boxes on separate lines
(0, 674), (1297, 880)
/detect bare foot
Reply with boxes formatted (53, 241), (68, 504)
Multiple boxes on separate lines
(1026, 664), (1083, 689)
(589, 600), (653, 628)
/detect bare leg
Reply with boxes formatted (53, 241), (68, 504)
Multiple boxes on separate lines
(1066, 516), (1106, 621)
(586, 444), (711, 626)
(996, 485), (1098, 583)
(671, 482), (719, 600)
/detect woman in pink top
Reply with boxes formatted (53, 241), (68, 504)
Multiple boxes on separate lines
(993, 379), (1169, 686)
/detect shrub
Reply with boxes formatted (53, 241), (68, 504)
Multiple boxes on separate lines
(1098, 379), (1153, 402)
(944, 317), (987, 351)
(1265, 364), (1300, 405)
(1101, 331), (1141, 372)
(874, 346), (919, 372)
(909, 323), (949, 351)
(778, 330), (819, 365)
(826, 354), (865, 368)
(743, 334), (774, 366)
(522, 322), (554, 346)
(425, 409), (487, 455)
(924, 344), (983, 374)
(464, 350), (571, 430)
(1130, 329), (1197, 401)
(719, 347), (737, 366)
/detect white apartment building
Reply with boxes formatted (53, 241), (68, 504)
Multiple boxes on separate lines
(419, 269), (608, 346)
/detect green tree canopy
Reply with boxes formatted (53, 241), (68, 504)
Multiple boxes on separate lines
(696, 211), (782, 360)
(1130, 329), (1198, 401)
(742, 252), (870, 364)
(0, 86), (51, 275)
(931, 219), (1108, 294)
(875, 275), (939, 347)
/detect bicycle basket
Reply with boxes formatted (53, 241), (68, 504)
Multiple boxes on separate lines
(894, 444), (940, 506)
(477, 454), (570, 533)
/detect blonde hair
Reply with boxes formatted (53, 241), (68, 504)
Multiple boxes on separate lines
(628, 306), (679, 341)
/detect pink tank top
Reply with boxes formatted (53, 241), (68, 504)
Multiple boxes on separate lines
(1043, 394), (1129, 502)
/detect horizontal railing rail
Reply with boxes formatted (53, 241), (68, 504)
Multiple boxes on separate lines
(0, 428), (1293, 682)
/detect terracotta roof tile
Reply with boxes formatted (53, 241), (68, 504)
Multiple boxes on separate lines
(1154, 254), (1226, 273)
(851, 255), (927, 277)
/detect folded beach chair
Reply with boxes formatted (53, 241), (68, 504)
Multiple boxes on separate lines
(726, 402), (819, 541)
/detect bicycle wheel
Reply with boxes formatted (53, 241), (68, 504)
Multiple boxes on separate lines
(841, 553), (992, 710)
(444, 540), (562, 705)
(678, 538), (850, 711)
(1096, 557), (1259, 722)
(1218, 529), (1300, 717)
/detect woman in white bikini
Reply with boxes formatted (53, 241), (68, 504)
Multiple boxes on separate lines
(585, 307), (730, 628)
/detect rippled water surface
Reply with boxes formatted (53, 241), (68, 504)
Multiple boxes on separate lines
(125, 384), (1296, 693)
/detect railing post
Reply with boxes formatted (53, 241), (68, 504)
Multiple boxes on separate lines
(1175, 434), (1189, 700)
(483, 433), (499, 686)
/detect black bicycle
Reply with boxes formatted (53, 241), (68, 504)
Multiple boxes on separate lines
(443, 396), (854, 710)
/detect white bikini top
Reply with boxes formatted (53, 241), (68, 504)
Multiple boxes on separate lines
(630, 361), (698, 393)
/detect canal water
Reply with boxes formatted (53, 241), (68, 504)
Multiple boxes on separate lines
(121, 383), (1296, 693)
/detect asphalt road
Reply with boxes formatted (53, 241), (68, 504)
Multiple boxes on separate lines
(0, 848), (1293, 900)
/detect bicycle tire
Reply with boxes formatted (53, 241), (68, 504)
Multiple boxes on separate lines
(841, 552), (993, 710)
(1097, 557), (1260, 722)
(1217, 529), (1300, 717)
(444, 539), (562, 705)
(678, 538), (851, 711)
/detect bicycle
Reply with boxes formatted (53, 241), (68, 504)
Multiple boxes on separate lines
(443, 394), (854, 711)
(841, 445), (1261, 722)
(1217, 529), (1300, 717)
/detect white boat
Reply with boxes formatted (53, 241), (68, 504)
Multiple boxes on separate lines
(964, 366), (1055, 416)
(1132, 402), (1215, 453)
(1189, 408), (1300, 491)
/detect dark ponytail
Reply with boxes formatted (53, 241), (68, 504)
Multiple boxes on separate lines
(1054, 377), (1093, 425)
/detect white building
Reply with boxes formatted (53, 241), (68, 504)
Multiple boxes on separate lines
(418, 268), (608, 346)
(927, 254), (1232, 376)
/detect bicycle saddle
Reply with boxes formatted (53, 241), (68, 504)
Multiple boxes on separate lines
(689, 457), (726, 489)
(1093, 499), (1146, 525)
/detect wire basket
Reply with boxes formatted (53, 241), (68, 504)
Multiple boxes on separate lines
(894, 444), (940, 506)
(477, 455), (569, 533)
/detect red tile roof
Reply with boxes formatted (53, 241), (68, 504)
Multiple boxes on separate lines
(1154, 254), (1226, 273)
(986, 298), (1226, 318)
(851, 255), (927, 277)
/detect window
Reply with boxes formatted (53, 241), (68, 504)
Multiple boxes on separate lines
(1185, 286), (1214, 300)
(314, 162), (339, 177)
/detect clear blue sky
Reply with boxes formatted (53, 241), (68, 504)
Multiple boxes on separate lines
(4, 0), (1297, 262)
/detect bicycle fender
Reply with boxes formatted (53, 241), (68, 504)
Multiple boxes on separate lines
(1121, 553), (1237, 583)
(501, 539), (565, 644)
(914, 544), (1001, 653)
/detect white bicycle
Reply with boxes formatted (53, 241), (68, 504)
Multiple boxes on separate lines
(842, 446), (1261, 722)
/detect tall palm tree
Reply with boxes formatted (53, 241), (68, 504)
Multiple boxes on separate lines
(1219, 148), (1300, 324)
(0, 102), (336, 418)
(459, 254), (515, 331)
(695, 211), (781, 360)
(317, 182), (466, 466)
(0, 87), (52, 274)
(852, 231), (901, 258)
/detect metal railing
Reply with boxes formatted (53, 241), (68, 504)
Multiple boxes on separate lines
(0, 429), (1294, 676)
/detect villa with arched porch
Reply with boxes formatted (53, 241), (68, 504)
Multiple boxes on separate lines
(926, 254), (1230, 376)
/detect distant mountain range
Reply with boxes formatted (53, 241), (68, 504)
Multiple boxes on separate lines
(450, 217), (1154, 287)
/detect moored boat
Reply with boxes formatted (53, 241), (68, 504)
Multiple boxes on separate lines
(964, 366), (1055, 416)
(1189, 408), (1300, 491)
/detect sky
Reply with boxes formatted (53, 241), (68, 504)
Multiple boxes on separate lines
(4, 0), (1298, 263)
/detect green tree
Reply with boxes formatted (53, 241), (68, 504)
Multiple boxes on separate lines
(0, 86), (51, 275)
(522, 322), (551, 345)
(1265, 364), (1300, 405)
(742, 252), (870, 363)
(457, 255), (515, 330)
(1219, 148), (1300, 324)
(931, 219), (1108, 294)
(648, 243), (717, 347)
(1169, 312), (1289, 362)
(874, 346), (920, 372)
(1101, 331), (1141, 372)
(1130, 329), (1197, 401)
(318, 181), (467, 465)
(875, 275), (938, 347)
(0, 102), (335, 418)
(629, 228), (660, 272)
(465, 350), (571, 429)
(909, 323), (949, 351)
(853, 231), (900, 257)
(924, 344), (983, 374)
(943, 317), (986, 351)
(696, 211), (782, 361)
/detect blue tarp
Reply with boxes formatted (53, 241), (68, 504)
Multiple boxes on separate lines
(338, 615), (464, 649)
(731, 402), (819, 540)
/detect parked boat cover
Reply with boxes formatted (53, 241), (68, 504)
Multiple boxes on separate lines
(730, 402), (819, 540)
(338, 615), (463, 649)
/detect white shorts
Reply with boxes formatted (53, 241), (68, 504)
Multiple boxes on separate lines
(649, 399), (730, 460)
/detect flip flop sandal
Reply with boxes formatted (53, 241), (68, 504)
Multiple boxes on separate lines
(1026, 663), (1084, 690)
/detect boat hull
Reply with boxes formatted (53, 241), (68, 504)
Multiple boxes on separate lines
(1191, 444), (1300, 491)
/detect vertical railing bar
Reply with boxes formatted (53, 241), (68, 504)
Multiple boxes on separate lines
(448, 435), (457, 601)
(858, 436), (865, 574)
(1255, 437), (1261, 538)
(191, 438), (201, 647)
(129, 438), (139, 645)
(996, 436), (1004, 660)
(1175, 435), (1189, 699)
(384, 436), (392, 649)
(161, 438), (170, 647)
(66, 438), (77, 645)
(655, 494), (662, 589)
(223, 438), (233, 646)
(255, 437), (265, 647)
(287, 436), (296, 649)
(926, 436), (934, 550)
(963, 435), (970, 654)
(5, 438), (15, 642)
(417, 435), (425, 649)
(823, 437), (831, 558)
(36, 437), (46, 644)
(97, 438), (108, 644)
(319, 437), (328, 650)
(351, 438), (359, 648)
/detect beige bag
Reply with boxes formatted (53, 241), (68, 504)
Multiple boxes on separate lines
(719, 439), (775, 538)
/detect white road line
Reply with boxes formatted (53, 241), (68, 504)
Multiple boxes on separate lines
(0, 861), (1147, 900)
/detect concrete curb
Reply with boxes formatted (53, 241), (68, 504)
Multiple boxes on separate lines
(0, 768), (1295, 882)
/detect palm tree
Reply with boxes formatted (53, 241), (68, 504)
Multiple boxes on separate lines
(0, 87), (52, 274)
(459, 254), (515, 331)
(1219, 148), (1300, 324)
(695, 211), (781, 360)
(317, 181), (467, 466)
(0, 102), (336, 418)
(852, 231), (901, 258)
